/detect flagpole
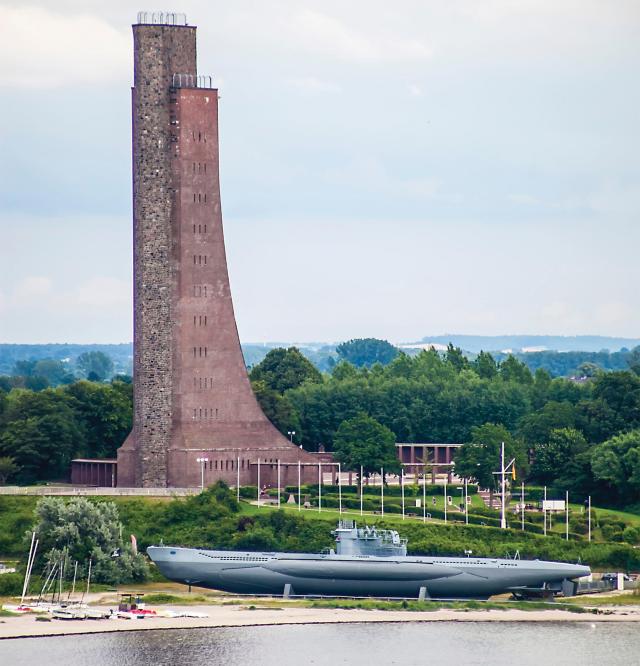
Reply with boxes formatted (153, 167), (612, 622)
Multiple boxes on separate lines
(444, 478), (447, 524)
(236, 456), (240, 503)
(257, 458), (261, 507)
(380, 467), (384, 517)
(298, 460), (301, 511)
(500, 441), (506, 529)
(422, 466), (426, 523)
(338, 462), (342, 515)
(401, 467), (405, 520)
(318, 462), (322, 513)
(360, 465), (363, 516)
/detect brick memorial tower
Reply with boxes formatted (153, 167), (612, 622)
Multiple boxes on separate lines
(117, 12), (319, 488)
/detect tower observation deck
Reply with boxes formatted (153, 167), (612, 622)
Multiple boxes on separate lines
(116, 14), (318, 487)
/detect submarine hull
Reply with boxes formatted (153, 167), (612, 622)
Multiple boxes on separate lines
(147, 546), (590, 600)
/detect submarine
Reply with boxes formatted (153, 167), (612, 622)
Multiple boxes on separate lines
(147, 520), (590, 600)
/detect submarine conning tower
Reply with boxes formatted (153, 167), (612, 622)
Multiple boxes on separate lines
(332, 520), (408, 557)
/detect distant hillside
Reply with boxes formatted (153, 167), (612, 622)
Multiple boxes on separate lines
(412, 335), (640, 354)
(0, 343), (134, 376)
(0, 343), (338, 377)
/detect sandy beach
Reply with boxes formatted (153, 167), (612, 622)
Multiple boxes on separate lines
(2, 601), (640, 640)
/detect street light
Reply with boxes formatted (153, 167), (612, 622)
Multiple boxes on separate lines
(196, 457), (209, 492)
(287, 430), (296, 443)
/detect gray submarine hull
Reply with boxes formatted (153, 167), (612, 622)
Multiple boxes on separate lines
(147, 543), (590, 599)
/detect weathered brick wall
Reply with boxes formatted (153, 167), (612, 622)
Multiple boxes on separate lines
(129, 24), (196, 487)
(118, 19), (320, 488)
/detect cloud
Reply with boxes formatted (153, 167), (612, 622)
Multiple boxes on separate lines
(0, 5), (129, 88)
(288, 76), (341, 95)
(12, 276), (52, 301)
(224, 7), (433, 64)
(71, 277), (130, 309)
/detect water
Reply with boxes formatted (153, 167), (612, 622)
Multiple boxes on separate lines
(1, 623), (639, 666)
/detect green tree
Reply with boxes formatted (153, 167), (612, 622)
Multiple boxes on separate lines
(63, 380), (133, 458)
(0, 390), (82, 482)
(0, 456), (18, 485)
(627, 346), (640, 376)
(333, 413), (400, 477)
(499, 355), (533, 384)
(518, 401), (576, 446)
(249, 347), (322, 394)
(530, 428), (589, 485)
(591, 430), (640, 503)
(445, 343), (469, 373)
(454, 423), (528, 505)
(331, 360), (359, 381)
(32, 497), (147, 584)
(251, 380), (301, 441)
(32, 359), (75, 386)
(76, 351), (114, 382)
(336, 338), (399, 368)
(473, 351), (498, 379)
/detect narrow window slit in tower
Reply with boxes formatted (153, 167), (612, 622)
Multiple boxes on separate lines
(204, 224), (207, 233)
(193, 224), (196, 233)
(204, 256), (207, 265)
(193, 193), (196, 203)
(204, 194), (207, 203)
(198, 193), (201, 203)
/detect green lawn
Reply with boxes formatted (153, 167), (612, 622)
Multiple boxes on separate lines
(241, 497), (482, 528)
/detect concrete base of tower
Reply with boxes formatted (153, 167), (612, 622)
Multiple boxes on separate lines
(166, 446), (323, 488)
(116, 432), (137, 487)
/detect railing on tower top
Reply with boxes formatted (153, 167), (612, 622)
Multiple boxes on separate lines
(136, 11), (188, 26)
(172, 73), (214, 89)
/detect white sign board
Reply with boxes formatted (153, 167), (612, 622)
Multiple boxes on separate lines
(542, 500), (565, 511)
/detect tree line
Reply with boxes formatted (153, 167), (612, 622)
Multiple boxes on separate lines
(250, 343), (640, 510)
(1, 339), (639, 510)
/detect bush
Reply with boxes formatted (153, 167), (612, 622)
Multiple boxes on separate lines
(0, 572), (23, 596)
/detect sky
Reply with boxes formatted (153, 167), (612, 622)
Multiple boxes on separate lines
(1, 0), (639, 344)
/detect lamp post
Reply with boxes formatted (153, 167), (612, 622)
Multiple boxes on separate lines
(236, 456), (240, 503)
(277, 459), (281, 508)
(196, 457), (208, 492)
(287, 430), (296, 443)
(464, 477), (469, 525)
(444, 478), (447, 524)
